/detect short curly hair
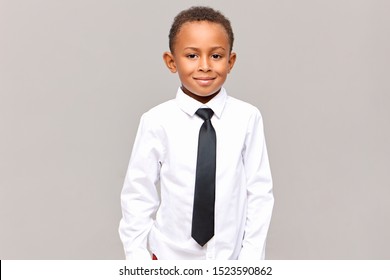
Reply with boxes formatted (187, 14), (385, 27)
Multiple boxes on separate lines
(168, 6), (234, 53)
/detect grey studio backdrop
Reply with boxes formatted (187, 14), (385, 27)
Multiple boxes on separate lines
(0, 0), (389, 259)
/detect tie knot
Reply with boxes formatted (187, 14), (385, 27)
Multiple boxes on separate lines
(196, 108), (214, 121)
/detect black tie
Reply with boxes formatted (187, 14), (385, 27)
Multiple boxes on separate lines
(191, 108), (216, 246)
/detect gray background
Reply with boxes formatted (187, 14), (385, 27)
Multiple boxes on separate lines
(1, 0), (389, 259)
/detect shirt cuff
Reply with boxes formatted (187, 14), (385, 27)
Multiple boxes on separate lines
(125, 249), (152, 260)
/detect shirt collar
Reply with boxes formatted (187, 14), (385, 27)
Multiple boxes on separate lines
(175, 87), (227, 119)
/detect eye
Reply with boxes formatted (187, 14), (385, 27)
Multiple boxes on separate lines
(186, 54), (198, 59)
(211, 54), (222, 60)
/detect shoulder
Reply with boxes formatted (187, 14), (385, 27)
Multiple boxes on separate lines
(223, 96), (267, 136)
(135, 99), (177, 134)
(225, 95), (263, 120)
(140, 99), (176, 122)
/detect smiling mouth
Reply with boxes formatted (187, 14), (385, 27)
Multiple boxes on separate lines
(194, 77), (216, 80)
(193, 77), (216, 86)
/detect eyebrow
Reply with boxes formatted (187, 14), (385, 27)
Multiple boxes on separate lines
(184, 46), (226, 51)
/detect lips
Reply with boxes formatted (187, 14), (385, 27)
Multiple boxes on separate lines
(194, 77), (216, 86)
(194, 77), (215, 80)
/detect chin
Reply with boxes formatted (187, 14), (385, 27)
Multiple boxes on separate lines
(194, 88), (220, 96)
(182, 84), (222, 99)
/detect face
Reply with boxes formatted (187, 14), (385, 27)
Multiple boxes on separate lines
(163, 21), (236, 103)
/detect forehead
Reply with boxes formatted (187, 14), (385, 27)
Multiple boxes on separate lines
(175, 21), (229, 48)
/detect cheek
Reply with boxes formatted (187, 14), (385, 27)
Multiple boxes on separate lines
(176, 62), (195, 74)
(215, 61), (231, 73)
(216, 66), (230, 76)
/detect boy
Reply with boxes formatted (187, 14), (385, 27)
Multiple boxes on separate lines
(119, 6), (274, 260)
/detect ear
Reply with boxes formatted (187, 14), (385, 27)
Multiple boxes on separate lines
(227, 52), (237, 73)
(163, 52), (177, 73)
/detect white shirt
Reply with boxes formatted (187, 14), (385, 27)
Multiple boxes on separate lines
(119, 87), (274, 260)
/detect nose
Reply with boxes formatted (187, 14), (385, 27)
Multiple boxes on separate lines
(198, 56), (211, 72)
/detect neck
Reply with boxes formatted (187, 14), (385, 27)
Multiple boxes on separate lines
(181, 86), (221, 104)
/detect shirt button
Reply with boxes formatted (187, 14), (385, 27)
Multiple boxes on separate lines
(206, 253), (215, 260)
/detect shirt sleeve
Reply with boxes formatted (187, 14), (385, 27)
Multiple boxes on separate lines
(118, 113), (164, 260)
(238, 109), (274, 260)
